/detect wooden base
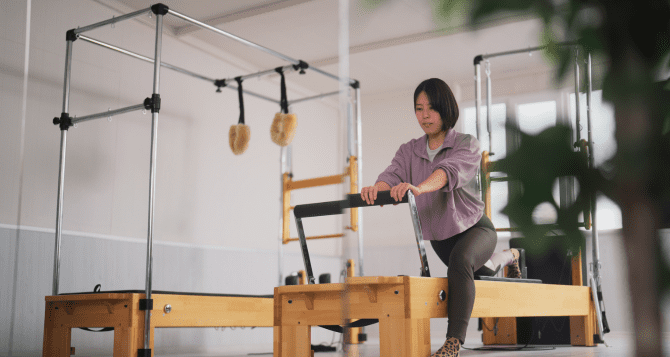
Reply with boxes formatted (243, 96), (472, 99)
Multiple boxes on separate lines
(274, 276), (597, 357)
(42, 293), (273, 357)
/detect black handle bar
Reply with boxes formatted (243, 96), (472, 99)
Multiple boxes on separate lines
(293, 190), (409, 219)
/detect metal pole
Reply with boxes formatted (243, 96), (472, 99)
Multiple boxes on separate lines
(290, 90), (342, 105)
(73, 7), (151, 35)
(408, 191), (430, 277)
(586, 53), (601, 286)
(237, 64), (295, 82)
(574, 50), (582, 143)
(53, 39), (74, 296)
(143, 12), (163, 351)
(168, 9), (299, 65)
(474, 62), (483, 199)
(79, 35), (214, 81)
(309, 66), (357, 87)
(167, 9), (355, 87)
(278, 146), (287, 286)
(475, 63), (482, 142)
(78, 35), (279, 104)
(485, 60), (493, 154)
(355, 86), (364, 278)
(480, 42), (577, 61)
(71, 103), (145, 124)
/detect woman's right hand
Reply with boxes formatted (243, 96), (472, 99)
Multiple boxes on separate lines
(360, 185), (379, 205)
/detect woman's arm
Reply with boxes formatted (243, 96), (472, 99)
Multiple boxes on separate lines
(389, 169), (447, 201)
(417, 169), (447, 194)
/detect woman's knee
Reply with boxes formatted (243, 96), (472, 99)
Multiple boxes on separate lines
(447, 253), (476, 275)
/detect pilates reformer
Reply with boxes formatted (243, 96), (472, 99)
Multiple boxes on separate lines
(274, 190), (599, 356)
(43, 3), (362, 357)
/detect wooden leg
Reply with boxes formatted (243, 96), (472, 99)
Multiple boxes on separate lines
(275, 325), (311, 357)
(482, 317), (516, 345)
(113, 327), (135, 357)
(114, 320), (154, 357)
(43, 302), (71, 357)
(42, 325), (71, 357)
(570, 294), (596, 346)
(379, 317), (430, 357)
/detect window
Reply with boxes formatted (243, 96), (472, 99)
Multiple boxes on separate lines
(460, 91), (621, 234)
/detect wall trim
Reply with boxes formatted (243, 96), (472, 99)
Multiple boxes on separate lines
(0, 223), (337, 258)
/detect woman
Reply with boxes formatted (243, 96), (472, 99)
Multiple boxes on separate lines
(361, 78), (510, 357)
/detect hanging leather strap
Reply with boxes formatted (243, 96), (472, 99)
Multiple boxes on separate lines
(275, 67), (289, 114)
(236, 77), (245, 124)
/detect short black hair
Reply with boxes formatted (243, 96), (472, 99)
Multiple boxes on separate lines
(413, 78), (459, 131)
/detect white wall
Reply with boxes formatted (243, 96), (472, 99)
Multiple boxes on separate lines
(1, 0), (345, 253)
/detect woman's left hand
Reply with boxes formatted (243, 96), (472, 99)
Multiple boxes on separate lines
(390, 183), (422, 202)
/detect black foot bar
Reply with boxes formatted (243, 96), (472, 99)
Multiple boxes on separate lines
(293, 190), (430, 284)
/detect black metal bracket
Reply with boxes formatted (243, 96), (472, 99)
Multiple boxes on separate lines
(139, 298), (153, 311)
(143, 94), (161, 113)
(137, 348), (152, 357)
(53, 113), (73, 131)
(214, 79), (227, 92)
(474, 54), (484, 65)
(151, 3), (169, 15)
(350, 79), (360, 89)
(66, 29), (78, 42)
(292, 60), (309, 74)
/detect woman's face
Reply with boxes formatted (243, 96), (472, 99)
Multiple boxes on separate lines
(415, 91), (443, 136)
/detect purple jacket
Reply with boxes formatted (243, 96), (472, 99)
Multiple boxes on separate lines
(376, 129), (485, 240)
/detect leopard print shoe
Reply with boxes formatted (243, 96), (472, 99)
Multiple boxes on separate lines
(506, 248), (522, 279)
(431, 336), (460, 357)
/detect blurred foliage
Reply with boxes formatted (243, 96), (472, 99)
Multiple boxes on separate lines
(496, 125), (599, 256)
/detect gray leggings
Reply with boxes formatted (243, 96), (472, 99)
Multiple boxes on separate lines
(430, 215), (497, 342)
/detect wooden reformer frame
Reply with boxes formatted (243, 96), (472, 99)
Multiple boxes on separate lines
(274, 274), (597, 357)
(43, 292), (274, 356)
(274, 160), (599, 356)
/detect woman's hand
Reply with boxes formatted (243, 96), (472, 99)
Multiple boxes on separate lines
(390, 183), (422, 202)
(360, 185), (379, 205)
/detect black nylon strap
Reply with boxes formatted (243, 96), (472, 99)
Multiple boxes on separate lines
(236, 77), (245, 124)
(276, 67), (288, 113)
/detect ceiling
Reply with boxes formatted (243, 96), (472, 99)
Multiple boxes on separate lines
(91, 0), (551, 98)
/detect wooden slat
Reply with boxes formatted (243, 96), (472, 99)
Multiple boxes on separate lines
(284, 234), (344, 243)
(286, 174), (346, 190)
(472, 280), (590, 318)
(283, 173), (291, 244)
(152, 294), (273, 327)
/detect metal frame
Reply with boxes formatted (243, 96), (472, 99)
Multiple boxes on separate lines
(292, 191), (415, 285)
(277, 85), (364, 285)
(473, 44), (607, 342)
(51, 3), (362, 352)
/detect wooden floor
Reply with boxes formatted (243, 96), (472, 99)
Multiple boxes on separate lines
(156, 332), (636, 356)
